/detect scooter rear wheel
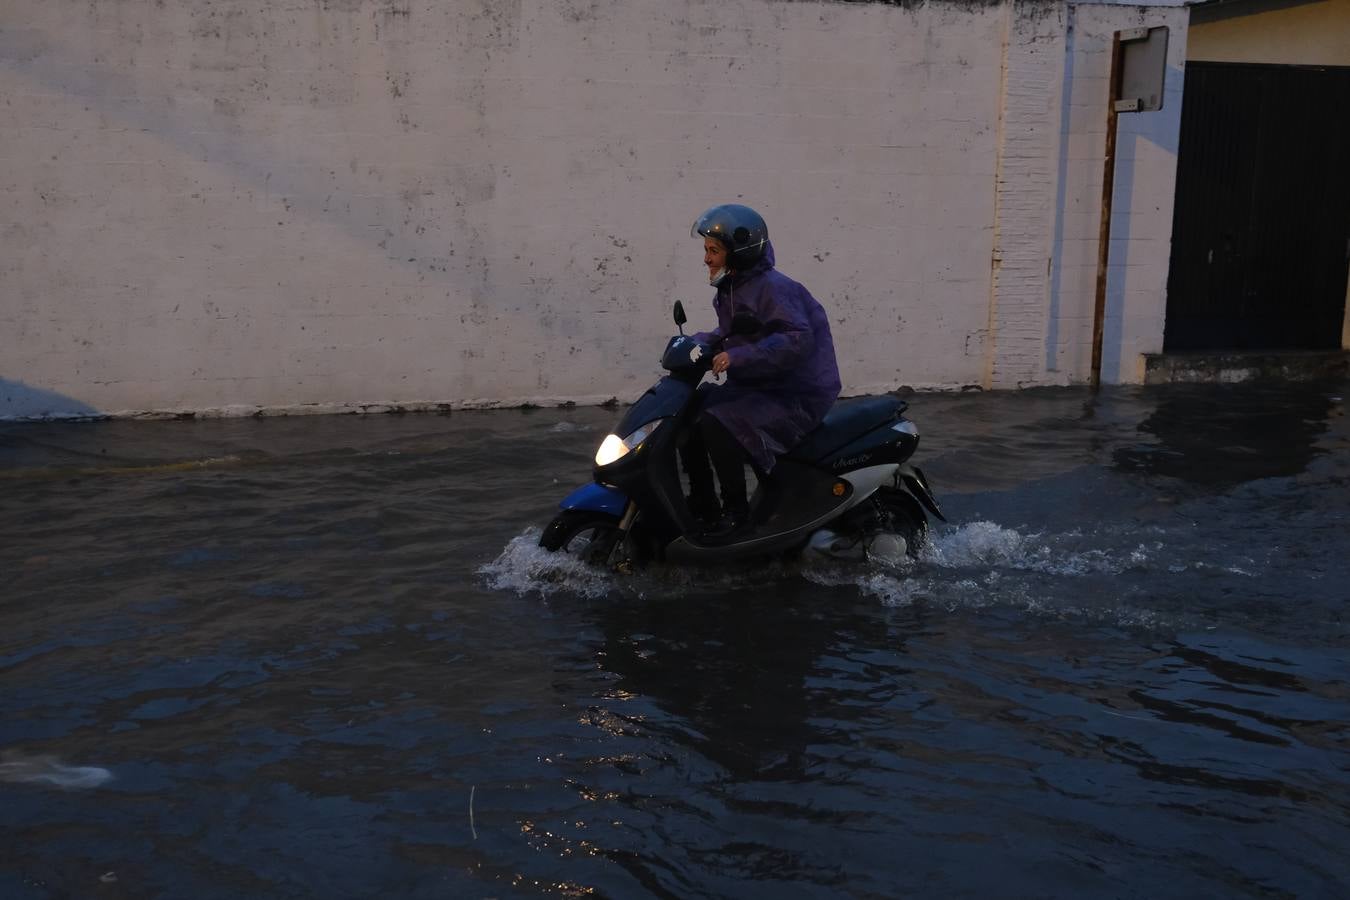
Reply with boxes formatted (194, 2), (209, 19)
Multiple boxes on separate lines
(873, 487), (929, 558)
(538, 510), (623, 567)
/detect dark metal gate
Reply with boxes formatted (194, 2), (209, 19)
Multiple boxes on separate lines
(1164, 62), (1350, 351)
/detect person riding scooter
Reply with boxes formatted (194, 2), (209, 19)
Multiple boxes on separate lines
(539, 300), (942, 567)
(683, 204), (842, 541)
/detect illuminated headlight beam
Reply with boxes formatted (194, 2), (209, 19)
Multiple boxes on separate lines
(594, 419), (666, 467)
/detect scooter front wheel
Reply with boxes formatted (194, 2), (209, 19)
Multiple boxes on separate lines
(538, 510), (623, 567)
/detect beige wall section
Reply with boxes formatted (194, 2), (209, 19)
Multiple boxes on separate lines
(1, 0), (1187, 418)
(1189, 0), (1350, 65)
(1343, 277), (1350, 349)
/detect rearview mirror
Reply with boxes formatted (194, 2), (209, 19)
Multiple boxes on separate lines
(673, 301), (687, 334)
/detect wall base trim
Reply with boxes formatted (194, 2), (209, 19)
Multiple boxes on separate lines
(1142, 350), (1350, 384)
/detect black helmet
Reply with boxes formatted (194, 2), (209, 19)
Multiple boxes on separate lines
(692, 204), (769, 267)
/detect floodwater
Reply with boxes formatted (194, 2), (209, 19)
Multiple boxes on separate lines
(2, 378), (1348, 899)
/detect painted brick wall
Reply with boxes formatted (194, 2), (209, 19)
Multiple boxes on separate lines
(2, 0), (1015, 418)
(1, 0), (1186, 419)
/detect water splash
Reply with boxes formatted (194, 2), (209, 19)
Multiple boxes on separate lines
(479, 528), (619, 599)
(480, 529), (802, 600)
(482, 519), (1227, 630)
(914, 519), (1259, 580)
(920, 520), (1139, 575)
(0, 753), (113, 790)
(816, 520), (1189, 627)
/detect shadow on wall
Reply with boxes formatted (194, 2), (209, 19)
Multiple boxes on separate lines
(1098, 61), (1184, 383)
(1, 379), (101, 420)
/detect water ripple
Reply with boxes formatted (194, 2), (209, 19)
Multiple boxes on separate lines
(3, 383), (1349, 897)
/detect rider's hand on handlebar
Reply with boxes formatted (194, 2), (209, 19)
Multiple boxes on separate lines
(712, 352), (731, 376)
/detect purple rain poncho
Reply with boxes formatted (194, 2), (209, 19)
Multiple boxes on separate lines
(691, 241), (841, 473)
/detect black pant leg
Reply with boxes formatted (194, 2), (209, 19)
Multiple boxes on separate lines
(679, 426), (717, 499)
(701, 415), (748, 514)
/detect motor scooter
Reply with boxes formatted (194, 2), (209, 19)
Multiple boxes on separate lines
(539, 302), (944, 568)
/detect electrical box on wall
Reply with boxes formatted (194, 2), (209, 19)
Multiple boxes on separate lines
(1115, 26), (1170, 112)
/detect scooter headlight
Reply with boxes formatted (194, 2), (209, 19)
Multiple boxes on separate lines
(595, 418), (666, 467)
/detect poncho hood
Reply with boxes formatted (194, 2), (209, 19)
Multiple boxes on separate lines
(729, 239), (776, 283)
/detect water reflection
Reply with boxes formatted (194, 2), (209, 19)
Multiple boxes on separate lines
(582, 591), (873, 782)
(558, 589), (930, 893)
(1113, 382), (1334, 487)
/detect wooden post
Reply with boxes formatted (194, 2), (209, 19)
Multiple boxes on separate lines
(1091, 33), (1125, 390)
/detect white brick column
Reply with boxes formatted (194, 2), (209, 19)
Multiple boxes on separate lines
(987, 0), (1069, 389)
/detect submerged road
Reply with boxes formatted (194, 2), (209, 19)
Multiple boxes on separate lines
(2, 378), (1348, 898)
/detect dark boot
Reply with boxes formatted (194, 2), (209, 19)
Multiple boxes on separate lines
(703, 502), (751, 543)
(686, 489), (722, 528)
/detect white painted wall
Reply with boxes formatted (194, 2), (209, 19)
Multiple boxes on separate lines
(1, 0), (1187, 419)
(1050, 2), (1190, 384)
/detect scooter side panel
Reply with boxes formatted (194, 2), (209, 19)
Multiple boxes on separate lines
(663, 460), (847, 564)
(753, 460), (850, 536)
(839, 464), (902, 512)
(822, 421), (919, 473)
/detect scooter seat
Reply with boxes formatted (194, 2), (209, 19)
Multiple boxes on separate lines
(782, 396), (908, 463)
